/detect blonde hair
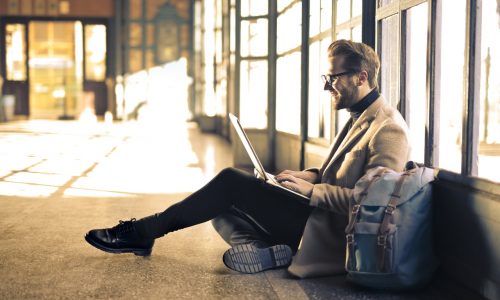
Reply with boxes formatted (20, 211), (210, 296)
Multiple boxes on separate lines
(327, 40), (380, 89)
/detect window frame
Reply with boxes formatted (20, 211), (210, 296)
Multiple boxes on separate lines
(374, 0), (483, 178)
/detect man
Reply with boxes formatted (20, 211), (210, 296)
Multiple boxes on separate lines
(85, 40), (409, 277)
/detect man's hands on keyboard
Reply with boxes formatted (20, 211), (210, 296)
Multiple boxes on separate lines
(276, 170), (318, 184)
(275, 172), (314, 198)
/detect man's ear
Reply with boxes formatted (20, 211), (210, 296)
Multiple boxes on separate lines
(357, 70), (368, 86)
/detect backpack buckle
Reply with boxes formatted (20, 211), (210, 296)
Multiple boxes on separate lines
(385, 204), (396, 215)
(377, 234), (387, 246)
(352, 204), (360, 214)
(346, 234), (354, 244)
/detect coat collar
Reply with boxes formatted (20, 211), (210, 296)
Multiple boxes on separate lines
(325, 96), (386, 170)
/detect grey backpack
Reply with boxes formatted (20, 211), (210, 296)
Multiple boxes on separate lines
(345, 162), (439, 290)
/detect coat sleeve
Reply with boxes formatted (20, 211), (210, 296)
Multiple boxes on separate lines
(308, 120), (409, 215)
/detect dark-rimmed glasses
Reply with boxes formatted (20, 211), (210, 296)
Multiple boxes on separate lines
(321, 70), (357, 87)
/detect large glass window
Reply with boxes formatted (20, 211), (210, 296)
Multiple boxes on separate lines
(308, 0), (333, 140)
(5, 24), (27, 81)
(379, 14), (400, 109)
(276, 52), (301, 134)
(84, 25), (107, 81)
(240, 60), (268, 128)
(478, 0), (500, 182)
(204, 0), (216, 116)
(405, 3), (428, 163)
(240, 19), (268, 57)
(214, 0), (226, 117)
(239, 0), (269, 128)
(276, 1), (302, 134)
(438, 0), (466, 173)
(241, 0), (267, 16)
(278, 0), (295, 12)
(193, 1), (204, 117)
(335, 0), (362, 41)
(277, 2), (302, 54)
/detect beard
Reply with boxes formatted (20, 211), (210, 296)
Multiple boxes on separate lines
(331, 80), (359, 110)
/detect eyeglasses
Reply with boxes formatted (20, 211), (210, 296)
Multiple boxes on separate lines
(321, 70), (357, 87)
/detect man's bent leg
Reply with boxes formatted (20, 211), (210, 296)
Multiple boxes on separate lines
(211, 207), (272, 248)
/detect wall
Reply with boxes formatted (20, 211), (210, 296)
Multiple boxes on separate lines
(433, 171), (500, 300)
(275, 132), (301, 172)
(0, 0), (114, 17)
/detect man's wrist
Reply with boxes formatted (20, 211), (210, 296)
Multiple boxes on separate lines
(305, 169), (319, 174)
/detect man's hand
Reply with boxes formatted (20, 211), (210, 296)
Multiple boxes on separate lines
(275, 173), (314, 198)
(277, 170), (318, 184)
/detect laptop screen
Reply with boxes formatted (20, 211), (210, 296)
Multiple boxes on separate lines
(228, 113), (268, 180)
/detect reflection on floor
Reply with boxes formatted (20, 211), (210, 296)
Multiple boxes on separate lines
(0, 120), (448, 299)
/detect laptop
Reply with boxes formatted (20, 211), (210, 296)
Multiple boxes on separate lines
(228, 113), (310, 201)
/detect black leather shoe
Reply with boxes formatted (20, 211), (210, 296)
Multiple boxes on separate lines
(85, 218), (154, 256)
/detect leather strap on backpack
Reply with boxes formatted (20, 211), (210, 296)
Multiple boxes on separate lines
(345, 168), (386, 270)
(376, 172), (410, 272)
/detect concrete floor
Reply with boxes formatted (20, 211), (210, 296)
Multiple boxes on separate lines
(0, 119), (451, 299)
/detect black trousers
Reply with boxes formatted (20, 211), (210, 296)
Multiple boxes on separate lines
(137, 168), (313, 251)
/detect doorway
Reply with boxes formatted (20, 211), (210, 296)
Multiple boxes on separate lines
(2, 19), (107, 120)
(29, 21), (83, 119)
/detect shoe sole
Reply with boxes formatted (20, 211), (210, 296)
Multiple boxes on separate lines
(222, 244), (292, 274)
(84, 234), (152, 256)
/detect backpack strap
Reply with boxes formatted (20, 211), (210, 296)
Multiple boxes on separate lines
(345, 168), (386, 270)
(376, 172), (410, 272)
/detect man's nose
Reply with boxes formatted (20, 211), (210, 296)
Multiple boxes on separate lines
(323, 81), (332, 91)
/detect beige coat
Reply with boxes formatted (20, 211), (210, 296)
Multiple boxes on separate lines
(288, 96), (410, 278)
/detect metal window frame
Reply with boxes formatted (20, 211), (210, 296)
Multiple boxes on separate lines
(462, 0), (481, 176)
(299, 0), (310, 170)
(268, 0), (277, 171)
(425, 0), (440, 166)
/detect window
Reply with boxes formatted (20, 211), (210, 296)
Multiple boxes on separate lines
(5, 24), (27, 81)
(241, 0), (267, 16)
(405, 3), (428, 163)
(276, 52), (301, 134)
(378, 14), (400, 109)
(214, 0), (227, 117)
(239, 0), (269, 128)
(438, 0), (467, 173)
(276, 1), (302, 134)
(308, 0), (333, 140)
(84, 25), (107, 81)
(240, 60), (268, 128)
(193, 1), (204, 117)
(204, 0), (216, 116)
(335, 0), (362, 41)
(240, 19), (268, 57)
(478, 0), (500, 182)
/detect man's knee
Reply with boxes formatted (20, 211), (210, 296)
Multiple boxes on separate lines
(211, 214), (225, 232)
(217, 167), (242, 178)
(215, 167), (256, 186)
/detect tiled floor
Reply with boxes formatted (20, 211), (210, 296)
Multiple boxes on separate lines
(0, 119), (451, 299)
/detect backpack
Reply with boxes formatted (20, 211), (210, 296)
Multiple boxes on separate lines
(344, 161), (439, 290)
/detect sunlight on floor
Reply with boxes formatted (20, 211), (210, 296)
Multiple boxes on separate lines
(0, 120), (213, 198)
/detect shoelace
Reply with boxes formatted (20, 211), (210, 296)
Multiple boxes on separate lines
(114, 218), (137, 235)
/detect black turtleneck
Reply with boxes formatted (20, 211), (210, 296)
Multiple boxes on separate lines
(347, 88), (379, 122)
